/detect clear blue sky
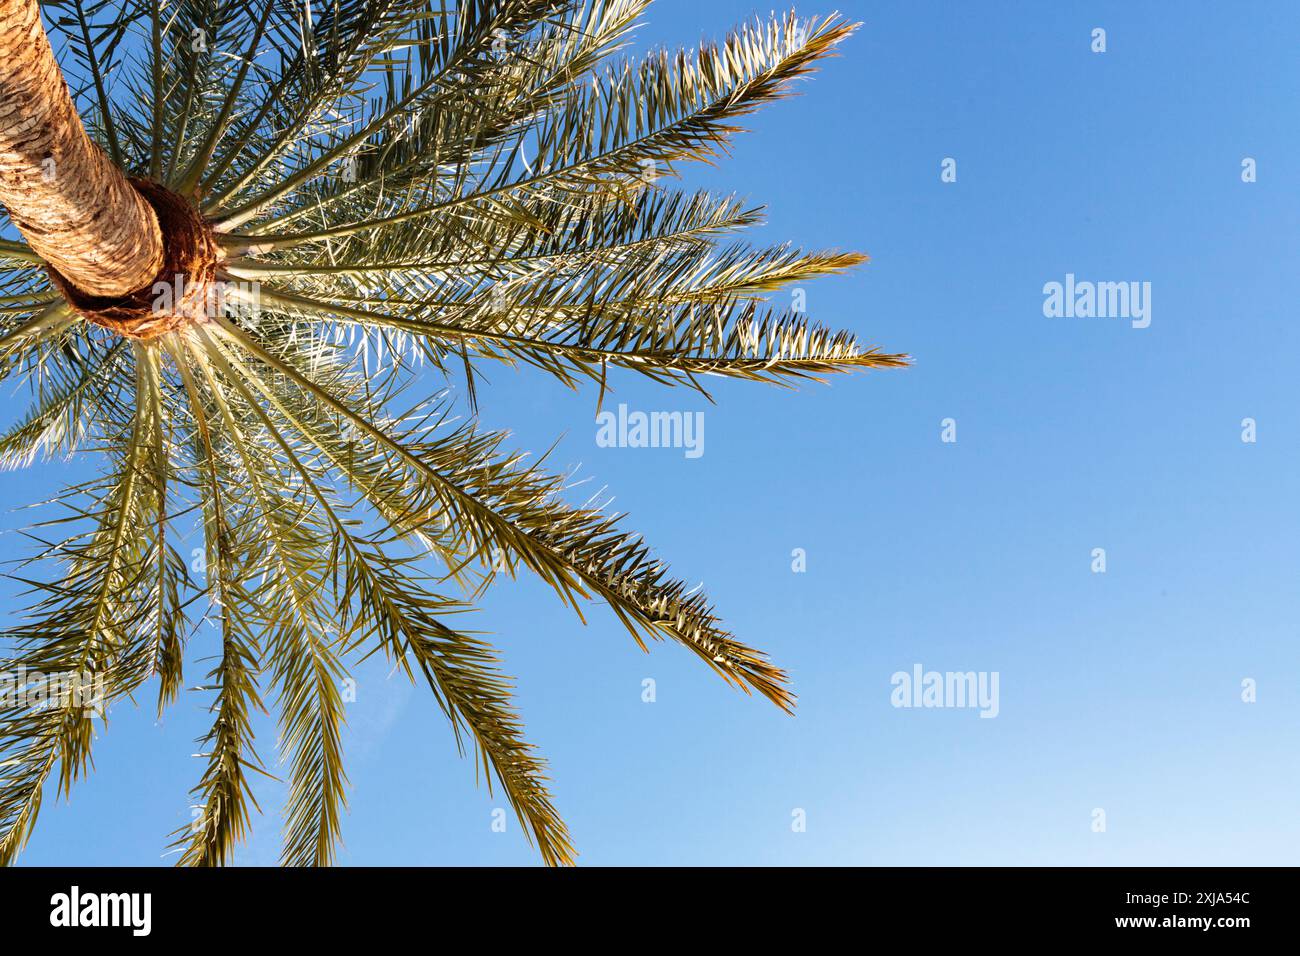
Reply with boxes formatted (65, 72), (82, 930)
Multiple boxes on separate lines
(8, 0), (1300, 865)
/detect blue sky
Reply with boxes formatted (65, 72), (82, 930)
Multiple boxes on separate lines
(7, 0), (1300, 865)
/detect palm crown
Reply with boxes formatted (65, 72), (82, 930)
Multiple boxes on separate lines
(0, 0), (904, 866)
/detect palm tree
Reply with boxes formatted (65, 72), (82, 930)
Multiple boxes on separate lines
(0, 0), (904, 867)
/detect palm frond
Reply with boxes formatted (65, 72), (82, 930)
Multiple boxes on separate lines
(211, 320), (794, 707)
(183, 335), (349, 866)
(165, 339), (268, 866)
(199, 329), (572, 863)
(0, 342), (171, 862)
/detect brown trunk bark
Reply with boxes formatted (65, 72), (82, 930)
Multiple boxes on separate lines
(0, 0), (163, 298)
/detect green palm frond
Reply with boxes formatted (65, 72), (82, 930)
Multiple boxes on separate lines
(0, 339), (172, 864)
(165, 338), (269, 866)
(0, 0), (905, 866)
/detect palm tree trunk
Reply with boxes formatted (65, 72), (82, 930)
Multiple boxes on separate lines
(0, 0), (163, 298)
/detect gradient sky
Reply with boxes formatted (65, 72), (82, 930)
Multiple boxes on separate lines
(7, 0), (1300, 866)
